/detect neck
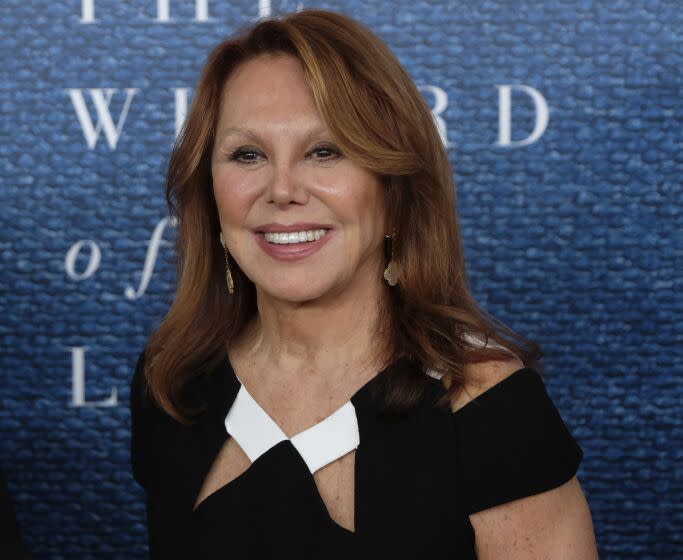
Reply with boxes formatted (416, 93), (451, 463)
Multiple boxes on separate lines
(234, 268), (391, 387)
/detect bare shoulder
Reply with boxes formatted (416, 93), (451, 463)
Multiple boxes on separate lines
(444, 354), (526, 414)
(444, 354), (599, 556)
(470, 475), (599, 559)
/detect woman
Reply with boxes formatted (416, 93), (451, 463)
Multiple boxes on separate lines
(130, 8), (598, 558)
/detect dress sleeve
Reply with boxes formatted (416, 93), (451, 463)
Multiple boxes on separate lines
(452, 367), (584, 515)
(130, 349), (153, 490)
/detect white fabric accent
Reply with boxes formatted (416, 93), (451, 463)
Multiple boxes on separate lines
(425, 332), (519, 380)
(225, 382), (359, 475)
(291, 403), (359, 473)
(425, 368), (443, 380)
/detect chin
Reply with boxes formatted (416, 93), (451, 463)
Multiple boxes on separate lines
(266, 289), (328, 304)
(258, 278), (331, 303)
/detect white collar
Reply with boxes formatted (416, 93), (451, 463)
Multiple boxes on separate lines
(225, 383), (360, 474)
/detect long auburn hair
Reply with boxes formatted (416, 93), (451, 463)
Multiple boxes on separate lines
(142, 8), (542, 425)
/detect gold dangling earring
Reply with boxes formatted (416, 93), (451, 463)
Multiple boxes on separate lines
(383, 231), (399, 287)
(219, 231), (234, 295)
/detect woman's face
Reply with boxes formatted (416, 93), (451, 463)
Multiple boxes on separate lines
(211, 53), (387, 303)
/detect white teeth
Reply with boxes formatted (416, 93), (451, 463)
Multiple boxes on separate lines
(263, 229), (329, 244)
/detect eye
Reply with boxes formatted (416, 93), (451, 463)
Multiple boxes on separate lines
(225, 144), (342, 165)
(308, 144), (341, 160)
(227, 147), (262, 164)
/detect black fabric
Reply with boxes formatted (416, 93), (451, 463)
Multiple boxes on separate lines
(0, 468), (32, 560)
(129, 350), (151, 491)
(129, 349), (583, 558)
(452, 367), (584, 515)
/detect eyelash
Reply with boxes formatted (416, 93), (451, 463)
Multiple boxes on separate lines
(226, 145), (341, 164)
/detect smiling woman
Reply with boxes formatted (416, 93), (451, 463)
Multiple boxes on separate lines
(129, 7), (597, 559)
(211, 51), (388, 304)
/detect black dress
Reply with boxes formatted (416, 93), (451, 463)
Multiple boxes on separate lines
(129, 349), (583, 559)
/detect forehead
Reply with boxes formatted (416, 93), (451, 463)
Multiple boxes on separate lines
(217, 54), (320, 126)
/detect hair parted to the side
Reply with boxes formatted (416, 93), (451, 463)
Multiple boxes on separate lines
(142, 8), (542, 425)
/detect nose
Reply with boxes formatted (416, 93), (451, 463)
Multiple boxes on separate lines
(266, 163), (309, 208)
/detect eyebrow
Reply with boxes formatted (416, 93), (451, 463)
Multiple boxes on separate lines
(217, 124), (329, 144)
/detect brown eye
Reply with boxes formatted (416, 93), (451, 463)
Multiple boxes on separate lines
(310, 145), (341, 160)
(226, 144), (341, 164)
(227, 148), (262, 164)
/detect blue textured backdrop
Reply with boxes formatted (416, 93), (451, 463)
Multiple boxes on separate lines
(1, 1), (681, 558)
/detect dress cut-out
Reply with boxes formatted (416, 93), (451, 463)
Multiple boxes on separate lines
(130, 346), (583, 559)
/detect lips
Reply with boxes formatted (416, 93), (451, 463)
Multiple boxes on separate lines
(254, 228), (335, 262)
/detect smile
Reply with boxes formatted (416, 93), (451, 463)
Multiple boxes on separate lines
(263, 229), (330, 244)
(254, 229), (334, 262)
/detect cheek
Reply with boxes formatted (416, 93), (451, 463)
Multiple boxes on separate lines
(350, 178), (385, 233)
(212, 168), (257, 224)
(325, 170), (383, 219)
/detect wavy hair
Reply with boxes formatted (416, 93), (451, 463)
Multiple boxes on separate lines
(142, 8), (542, 425)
